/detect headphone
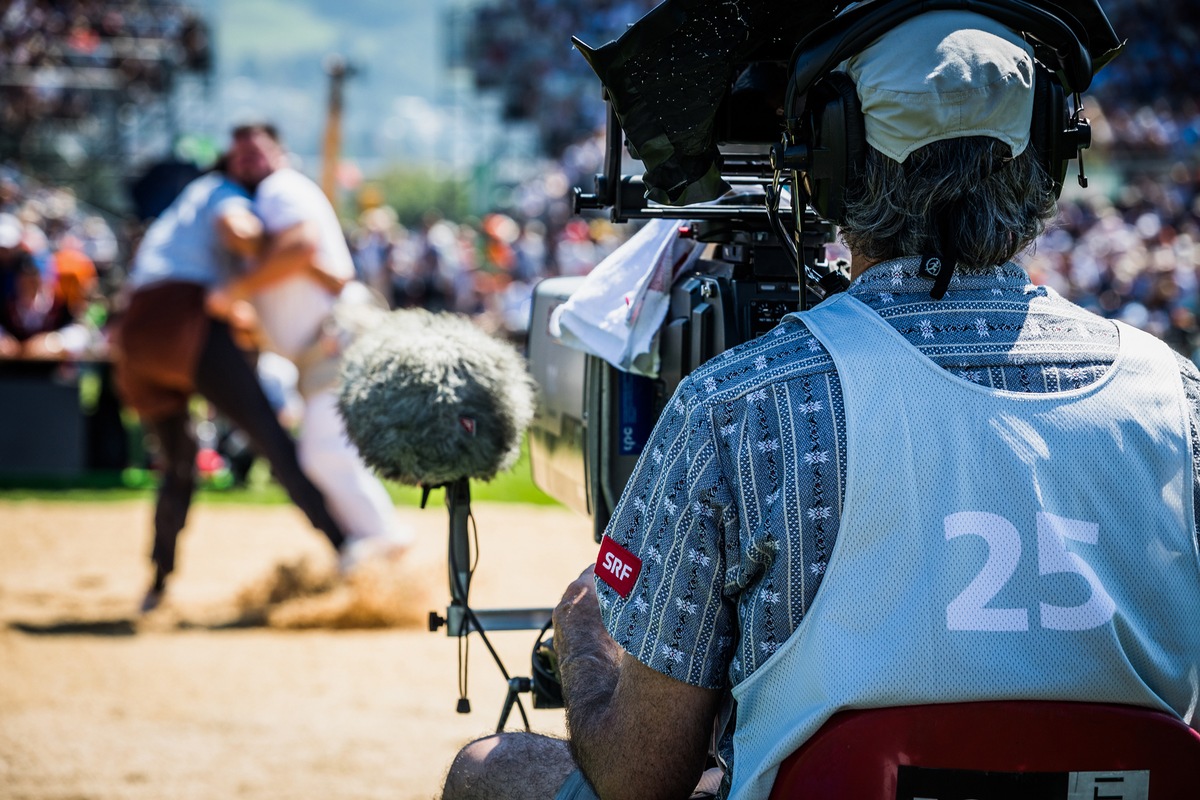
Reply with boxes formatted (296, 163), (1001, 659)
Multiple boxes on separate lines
(777, 0), (1099, 225)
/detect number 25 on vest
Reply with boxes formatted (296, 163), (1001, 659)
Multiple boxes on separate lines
(945, 511), (1116, 633)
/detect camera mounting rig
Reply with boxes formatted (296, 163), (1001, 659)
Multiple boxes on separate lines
(575, 95), (848, 312)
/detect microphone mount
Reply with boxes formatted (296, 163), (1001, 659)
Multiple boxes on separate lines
(421, 477), (556, 732)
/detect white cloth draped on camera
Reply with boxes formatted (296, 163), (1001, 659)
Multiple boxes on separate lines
(550, 218), (703, 377)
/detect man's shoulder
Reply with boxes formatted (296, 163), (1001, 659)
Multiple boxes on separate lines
(254, 168), (333, 230)
(209, 178), (253, 212)
(679, 316), (836, 409)
(182, 172), (247, 205)
(257, 167), (321, 198)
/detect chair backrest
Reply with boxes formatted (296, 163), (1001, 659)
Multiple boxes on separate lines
(768, 701), (1200, 800)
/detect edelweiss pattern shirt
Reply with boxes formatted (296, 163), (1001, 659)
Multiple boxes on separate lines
(596, 257), (1200, 691)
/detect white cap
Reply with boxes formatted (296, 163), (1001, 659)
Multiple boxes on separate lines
(841, 10), (1036, 163)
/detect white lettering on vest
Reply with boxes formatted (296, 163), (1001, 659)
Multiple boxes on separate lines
(944, 511), (1115, 633)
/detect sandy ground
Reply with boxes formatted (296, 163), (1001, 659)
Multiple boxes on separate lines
(0, 497), (602, 800)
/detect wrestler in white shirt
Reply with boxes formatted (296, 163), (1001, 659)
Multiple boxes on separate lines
(227, 124), (410, 567)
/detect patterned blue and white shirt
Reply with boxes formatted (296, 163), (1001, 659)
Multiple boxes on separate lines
(595, 257), (1200, 787)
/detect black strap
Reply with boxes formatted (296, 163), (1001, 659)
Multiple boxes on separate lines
(920, 203), (961, 300)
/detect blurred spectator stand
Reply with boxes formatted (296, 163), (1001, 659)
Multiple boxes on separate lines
(0, 208), (125, 479)
(0, 0), (213, 217)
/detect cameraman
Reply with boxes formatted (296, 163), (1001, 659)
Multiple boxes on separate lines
(444, 10), (1200, 800)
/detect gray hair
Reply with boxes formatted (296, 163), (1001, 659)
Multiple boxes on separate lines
(838, 137), (1057, 270)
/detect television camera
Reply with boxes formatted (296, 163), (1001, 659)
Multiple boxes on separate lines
(421, 47), (852, 734)
(528, 54), (849, 547)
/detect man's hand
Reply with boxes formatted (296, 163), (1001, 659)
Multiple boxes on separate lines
(306, 259), (349, 296)
(216, 206), (264, 259)
(204, 287), (236, 320)
(0, 332), (20, 358)
(556, 563), (722, 800)
(21, 331), (64, 360)
(232, 221), (320, 296)
(206, 289), (262, 351)
(554, 566), (622, 676)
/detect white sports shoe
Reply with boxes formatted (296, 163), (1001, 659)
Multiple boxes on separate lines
(338, 528), (414, 575)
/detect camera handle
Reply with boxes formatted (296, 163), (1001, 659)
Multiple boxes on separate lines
(422, 478), (557, 730)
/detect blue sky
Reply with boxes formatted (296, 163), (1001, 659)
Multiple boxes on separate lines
(186, 0), (476, 166)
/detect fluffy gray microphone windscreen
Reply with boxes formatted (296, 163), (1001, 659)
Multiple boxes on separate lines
(337, 308), (537, 486)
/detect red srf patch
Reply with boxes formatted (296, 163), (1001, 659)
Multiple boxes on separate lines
(596, 536), (642, 598)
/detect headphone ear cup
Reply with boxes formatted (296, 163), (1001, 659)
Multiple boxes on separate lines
(1030, 64), (1070, 197)
(801, 71), (866, 224)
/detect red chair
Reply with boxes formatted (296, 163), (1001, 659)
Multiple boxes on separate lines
(769, 701), (1200, 799)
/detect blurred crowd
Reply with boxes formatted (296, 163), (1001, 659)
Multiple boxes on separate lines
(0, 165), (118, 359)
(348, 200), (625, 341)
(1087, 0), (1199, 160)
(467, 0), (657, 154)
(0, 0), (1197, 363)
(0, 0), (210, 133)
(1028, 0), (1200, 356)
(1030, 166), (1200, 357)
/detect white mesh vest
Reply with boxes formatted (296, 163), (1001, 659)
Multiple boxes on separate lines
(728, 293), (1200, 800)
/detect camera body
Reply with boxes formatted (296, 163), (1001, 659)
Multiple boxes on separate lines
(530, 232), (819, 542)
(529, 77), (839, 542)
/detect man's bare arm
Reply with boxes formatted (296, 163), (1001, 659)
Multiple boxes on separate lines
(216, 206), (264, 259)
(228, 220), (324, 296)
(555, 567), (722, 800)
